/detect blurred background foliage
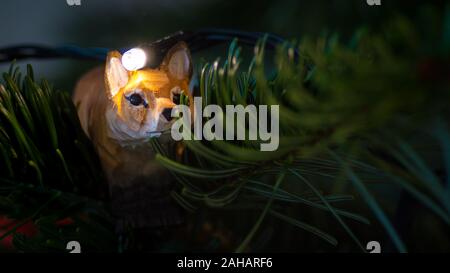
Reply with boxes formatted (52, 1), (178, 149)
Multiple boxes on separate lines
(0, 0), (449, 252)
(0, 0), (447, 91)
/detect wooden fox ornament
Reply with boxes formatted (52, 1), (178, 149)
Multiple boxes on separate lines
(73, 42), (193, 230)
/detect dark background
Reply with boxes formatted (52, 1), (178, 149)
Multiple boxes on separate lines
(0, 0), (435, 92)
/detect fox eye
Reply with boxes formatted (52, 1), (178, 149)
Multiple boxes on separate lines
(172, 93), (181, 105)
(126, 93), (145, 107)
(170, 87), (182, 105)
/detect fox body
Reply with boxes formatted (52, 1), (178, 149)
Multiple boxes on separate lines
(73, 42), (193, 230)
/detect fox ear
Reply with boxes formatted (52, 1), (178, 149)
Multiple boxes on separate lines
(105, 51), (129, 98)
(162, 42), (192, 81)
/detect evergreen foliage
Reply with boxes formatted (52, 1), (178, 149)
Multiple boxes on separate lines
(0, 8), (449, 252)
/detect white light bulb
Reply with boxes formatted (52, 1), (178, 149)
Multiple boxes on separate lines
(121, 48), (147, 71)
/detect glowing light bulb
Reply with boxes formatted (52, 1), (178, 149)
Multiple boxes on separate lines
(121, 48), (147, 71)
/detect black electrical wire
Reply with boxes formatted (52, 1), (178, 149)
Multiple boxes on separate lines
(0, 29), (297, 66)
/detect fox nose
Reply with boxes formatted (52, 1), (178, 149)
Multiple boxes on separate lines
(162, 108), (173, 121)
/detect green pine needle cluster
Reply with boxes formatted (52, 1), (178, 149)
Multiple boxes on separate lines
(156, 12), (450, 252)
(0, 64), (115, 252)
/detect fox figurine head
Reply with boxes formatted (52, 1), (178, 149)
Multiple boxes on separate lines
(104, 42), (193, 144)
